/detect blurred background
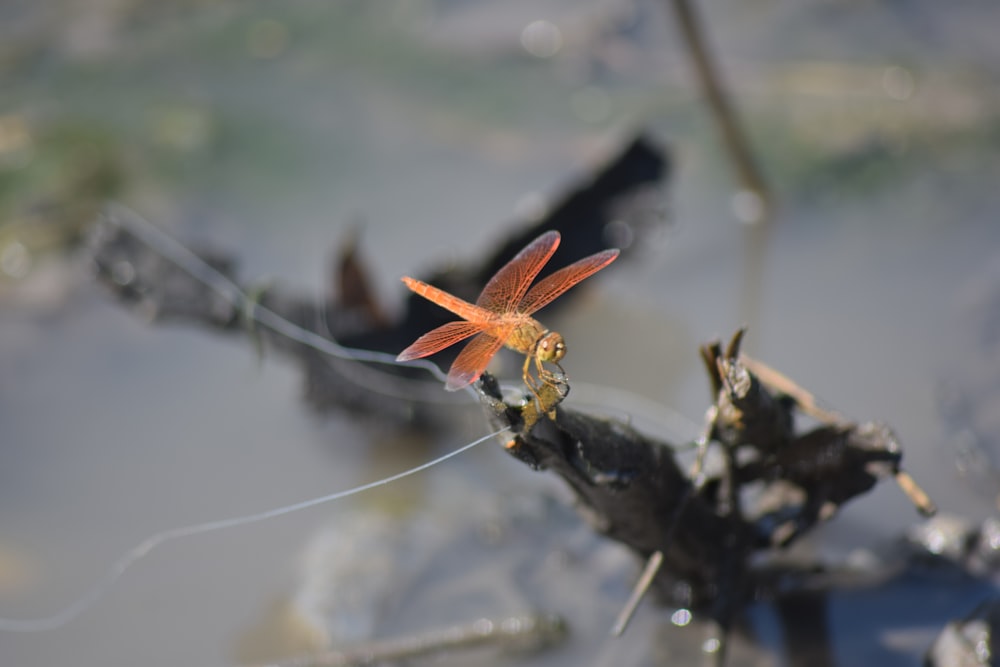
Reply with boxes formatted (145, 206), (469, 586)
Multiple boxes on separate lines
(2, 1), (1000, 665)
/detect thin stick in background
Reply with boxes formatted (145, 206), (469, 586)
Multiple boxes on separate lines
(667, 0), (772, 221)
(259, 613), (568, 667)
(610, 550), (665, 637)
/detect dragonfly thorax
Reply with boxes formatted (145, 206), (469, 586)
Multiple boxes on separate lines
(507, 320), (565, 363)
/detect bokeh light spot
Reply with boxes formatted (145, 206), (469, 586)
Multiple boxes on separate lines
(521, 20), (562, 59)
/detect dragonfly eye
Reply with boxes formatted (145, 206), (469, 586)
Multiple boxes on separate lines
(537, 333), (566, 363)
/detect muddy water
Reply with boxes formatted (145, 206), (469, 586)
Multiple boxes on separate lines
(2, 2), (1000, 666)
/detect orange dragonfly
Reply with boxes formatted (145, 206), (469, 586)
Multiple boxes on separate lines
(396, 230), (619, 394)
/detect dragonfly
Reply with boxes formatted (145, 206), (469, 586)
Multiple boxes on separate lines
(396, 230), (619, 397)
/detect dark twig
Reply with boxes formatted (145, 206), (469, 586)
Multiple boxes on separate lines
(476, 326), (935, 659)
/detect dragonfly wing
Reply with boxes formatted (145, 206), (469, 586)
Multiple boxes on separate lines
(402, 276), (492, 322)
(518, 248), (619, 315)
(445, 326), (512, 390)
(477, 231), (560, 315)
(397, 321), (490, 362)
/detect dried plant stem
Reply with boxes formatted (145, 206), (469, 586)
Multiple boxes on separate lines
(668, 0), (771, 218)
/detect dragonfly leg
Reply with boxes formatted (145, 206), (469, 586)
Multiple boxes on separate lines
(522, 353), (538, 391)
(538, 360), (568, 393)
(520, 355), (567, 419)
(536, 358), (569, 416)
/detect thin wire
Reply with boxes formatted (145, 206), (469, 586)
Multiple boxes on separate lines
(106, 205), (696, 424)
(0, 207), (501, 632)
(105, 204), (462, 402)
(10, 205), (701, 637)
(0, 428), (507, 633)
(568, 380), (701, 443)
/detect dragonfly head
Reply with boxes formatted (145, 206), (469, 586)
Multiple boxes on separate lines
(535, 332), (566, 364)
